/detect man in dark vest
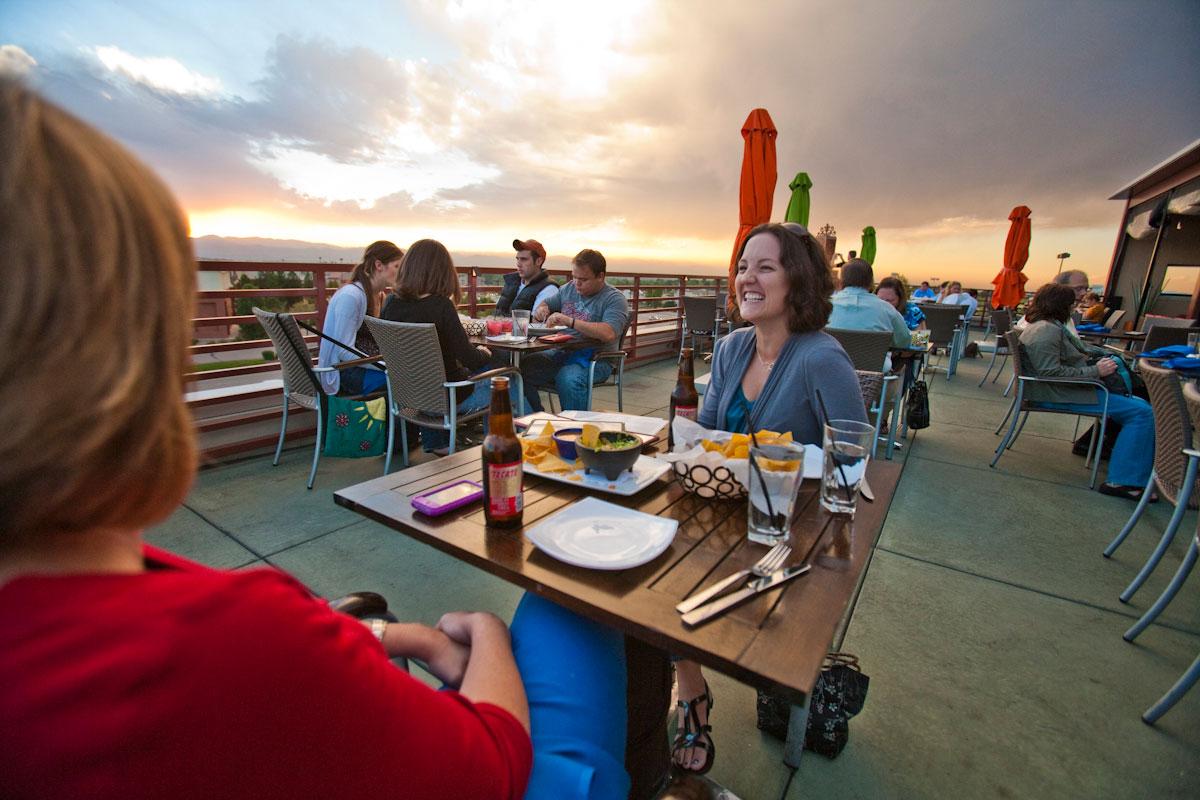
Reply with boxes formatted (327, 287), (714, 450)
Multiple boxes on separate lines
(496, 238), (558, 316)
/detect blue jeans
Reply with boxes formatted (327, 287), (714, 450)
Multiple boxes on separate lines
(510, 594), (629, 799)
(1034, 390), (1154, 486)
(421, 370), (523, 451)
(521, 349), (613, 412)
(338, 366), (386, 396)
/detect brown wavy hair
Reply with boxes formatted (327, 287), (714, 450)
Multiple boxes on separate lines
(1025, 283), (1076, 323)
(0, 81), (197, 540)
(876, 276), (908, 309)
(737, 222), (834, 333)
(395, 239), (460, 303)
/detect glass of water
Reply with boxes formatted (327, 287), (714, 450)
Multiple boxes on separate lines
(746, 441), (806, 545)
(820, 420), (874, 516)
(512, 309), (531, 338)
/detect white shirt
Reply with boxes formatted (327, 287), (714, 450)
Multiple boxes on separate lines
(942, 292), (978, 323)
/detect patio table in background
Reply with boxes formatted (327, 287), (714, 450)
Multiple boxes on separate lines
(334, 445), (902, 794)
(1077, 329), (1146, 352)
(468, 333), (602, 415)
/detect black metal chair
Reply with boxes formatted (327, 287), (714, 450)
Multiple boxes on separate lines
(681, 295), (724, 361)
(978, 309), (1012, 387)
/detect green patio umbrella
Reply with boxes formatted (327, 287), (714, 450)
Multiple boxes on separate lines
(860, 226), (877, 265)
(784, 172), (812, 227)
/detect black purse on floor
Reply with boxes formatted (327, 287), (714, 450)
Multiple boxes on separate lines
(755, 652), (870, 758)
(905, 379), (930, 429)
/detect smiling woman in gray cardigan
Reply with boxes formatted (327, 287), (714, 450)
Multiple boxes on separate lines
(673, 222), (866, 778)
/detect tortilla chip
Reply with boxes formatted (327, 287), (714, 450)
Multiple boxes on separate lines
(580, 423), (601, 449)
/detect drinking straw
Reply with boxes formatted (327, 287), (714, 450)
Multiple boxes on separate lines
(737, 397), (778, 524)
(814, 389), (855, 505)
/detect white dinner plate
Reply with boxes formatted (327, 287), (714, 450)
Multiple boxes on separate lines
(524, 497), (678, 570)
(486, 333), (528, 343)
(528, 324), (568, 335)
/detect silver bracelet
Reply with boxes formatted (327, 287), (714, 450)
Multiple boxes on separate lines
(366, 618), (388, 642)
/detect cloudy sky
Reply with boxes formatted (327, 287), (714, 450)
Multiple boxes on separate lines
(3, 0), (1198, 286)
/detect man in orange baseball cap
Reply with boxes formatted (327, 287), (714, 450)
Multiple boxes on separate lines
(496, 238), (558, 316)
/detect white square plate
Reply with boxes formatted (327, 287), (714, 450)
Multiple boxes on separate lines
(525, 497), (678, 570)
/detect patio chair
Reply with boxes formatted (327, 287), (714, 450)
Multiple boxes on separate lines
(681, 295), (723, 360)
(1141, 323), (1193, 352)
(364, 317), (522, 473)
(254, 307), (335, 490)
(854, 370), (888, 459)
(1103, 361), (1197, 604)
(1138, 380), (1200, 724)
(922, 304), (966, 379)
(826, 328), (900, 458)
(1103, 308), (1126, 330)
(533, 332), (629, 413)
(991, 331), (1110, 488)
(978, 309), (1013, 387)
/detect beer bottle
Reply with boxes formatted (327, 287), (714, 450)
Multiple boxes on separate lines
(669, 347), (699, 449)
(482, 376), (524, 528)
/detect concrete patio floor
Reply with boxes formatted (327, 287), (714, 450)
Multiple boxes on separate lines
(151, 337), (1200, 799)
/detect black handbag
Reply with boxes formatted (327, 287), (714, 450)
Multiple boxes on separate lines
(905, 379), (930, 429)
(755, 653), (870, 758)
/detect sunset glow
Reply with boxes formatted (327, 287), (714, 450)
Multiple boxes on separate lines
(6, 1), (1197, 287)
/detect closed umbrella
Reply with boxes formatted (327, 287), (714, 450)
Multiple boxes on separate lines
(991, 205), (1032, 308)
(728, 108), (778, 319)
(784, 171), (812, 227)
(860, 226), (877, 265)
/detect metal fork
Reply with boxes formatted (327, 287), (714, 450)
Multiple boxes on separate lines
(675, 542), (792, 614)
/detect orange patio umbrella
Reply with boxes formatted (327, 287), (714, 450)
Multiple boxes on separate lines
(991, 205), (1032, 308)
(728, 108), (777, 319)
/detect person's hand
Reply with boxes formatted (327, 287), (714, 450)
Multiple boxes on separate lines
(546, 312), (573, 328)
(420, 627), (471, 688)
(1097, 357), (1118, 377)
(436, 611), (509, 645)
(476, 345), (492, 357)
(532, 303), (551, 323)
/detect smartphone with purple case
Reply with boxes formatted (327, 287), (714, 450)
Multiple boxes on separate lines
(411, 479), (483, 516)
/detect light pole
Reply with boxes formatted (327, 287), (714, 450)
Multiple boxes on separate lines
(1056, 252), (1071, 274)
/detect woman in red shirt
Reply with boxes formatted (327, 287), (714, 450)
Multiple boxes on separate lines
(0, 82), (627, 800)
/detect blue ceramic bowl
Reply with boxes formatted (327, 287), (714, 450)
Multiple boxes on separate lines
(551, 428), (585, 461)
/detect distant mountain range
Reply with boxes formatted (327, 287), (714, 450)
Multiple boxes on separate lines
(191, 235), (725, 276)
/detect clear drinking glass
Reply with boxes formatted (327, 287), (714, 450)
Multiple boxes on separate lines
(746, 441), (806, 545)
(820, 420), (874, 516)
(1188, 330), (1200, 352)
(512, 309), (531, 338)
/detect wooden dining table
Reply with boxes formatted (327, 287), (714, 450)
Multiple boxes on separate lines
(467, 333), (601, 414)
(334, 442), (902, 792)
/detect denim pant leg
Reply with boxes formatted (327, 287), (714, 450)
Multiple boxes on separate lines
(421, 371), (523, 451)
(521, 350), (567, 413)
(555, 360), (613, 411)
(510, 593), (629, 800)
(1034, 390), (1154, 487)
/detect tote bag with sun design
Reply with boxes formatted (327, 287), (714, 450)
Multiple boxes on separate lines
(324, 395), (388, 457)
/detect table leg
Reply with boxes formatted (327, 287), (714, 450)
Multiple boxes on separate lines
(624, 637), (671, 800)
(783, 695), (813, 768)
(511, 351), (528, 416)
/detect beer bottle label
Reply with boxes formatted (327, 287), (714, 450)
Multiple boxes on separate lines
(487, 460), (523, 515)
(674, 405), (698, 421)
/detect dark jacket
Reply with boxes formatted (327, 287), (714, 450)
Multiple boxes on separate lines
(380, 294), (489, 382)
(495, 270), (556, 315)
(1018, 320), (1102, 404)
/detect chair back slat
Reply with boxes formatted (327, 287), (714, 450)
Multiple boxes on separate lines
(254, 308), (321, 399)
(991, 309), (1012, 338)
(855, 370), (883, 414)
(1140, 360), (1194, 504)
(364, 318), (450, 415)
(1143, 325), (1192, 351)
(1006, 331), (1030, 380)
(683, 296), (718, 333)
(826, 328), (892, 372)
(922, 304), (964, 347)
(1103, 308), (1125, 329)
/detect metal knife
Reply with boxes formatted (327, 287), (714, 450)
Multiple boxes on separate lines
(675, 569), (754, 614)
(680, 564), (812, 627)
(859, 477), (875, 502)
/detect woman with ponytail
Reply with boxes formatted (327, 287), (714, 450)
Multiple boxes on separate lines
(317, 240), (403, 395)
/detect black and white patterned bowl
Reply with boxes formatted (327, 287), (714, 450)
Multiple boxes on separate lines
(671, 461), (747, 501)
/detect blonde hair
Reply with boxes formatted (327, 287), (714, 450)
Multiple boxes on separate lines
(0, 81), (197, 540)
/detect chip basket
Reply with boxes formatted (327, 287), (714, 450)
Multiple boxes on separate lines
(671, 461), (748, 501)
(461, 318), (486, 337)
